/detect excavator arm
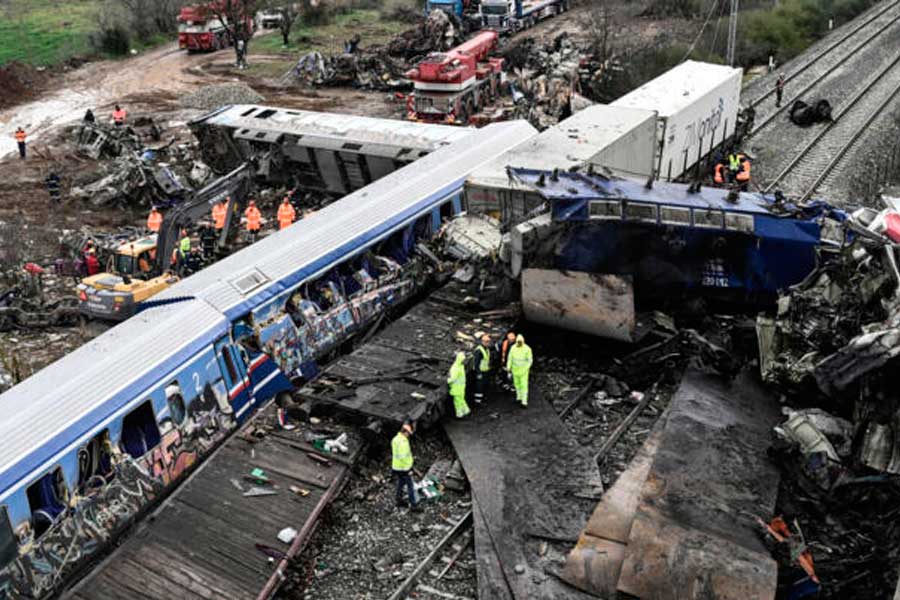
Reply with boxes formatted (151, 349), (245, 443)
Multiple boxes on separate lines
(155, 162), (254, 272)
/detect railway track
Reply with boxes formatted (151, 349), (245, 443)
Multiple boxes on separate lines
(747, 0), (900, 202)
(764, 52), (900, 200)
(387, 511), (474, 600)
(747, 0), (900, 132)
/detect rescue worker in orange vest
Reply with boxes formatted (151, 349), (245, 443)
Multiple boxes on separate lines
(277, 197), (296, 230)
(14, 127), (26, 159)
(147, 206), (163, 232)
(112, 104), (127, 127)
(498, 331), (516, 389)
(714, 161), (726, 185)
(212, 199), (228, 232)
(244, 200), (262, 243)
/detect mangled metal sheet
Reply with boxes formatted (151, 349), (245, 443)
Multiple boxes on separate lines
(441, 213), (503, 261)
(562, 419), (666, 597)
(522, 269), (635, 342)
(615, 370), (781, 600)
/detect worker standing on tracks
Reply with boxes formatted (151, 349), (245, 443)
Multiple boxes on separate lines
(244, 200), (262, 243)
(112, 104), (127, 127)
(775, 74), (785, 108)
(277, 197), (297, 230)
(212, 199), (228, 232)
(735, 153), (751, 189)
(392, 420), (421, 511)
(14, 127), (26, 159)
(472, 335), (492, 404)
(447, 351), (471, 418)
(506, 334), (533, 407)
(147, 206), (163, 232)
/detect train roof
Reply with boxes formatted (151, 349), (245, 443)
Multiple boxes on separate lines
(190, 104), (473, 159)
(158, 120), (538, 319)
(466, 104), (657, 190)
(0, 300), (229, 499)
(509, 168), (776, 216)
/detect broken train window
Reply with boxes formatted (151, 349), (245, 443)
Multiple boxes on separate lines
(77, 429), (114, 492)
(120, 400), (162, 459)
(166, 381), (187, 427)
(26, 467), (68, 540)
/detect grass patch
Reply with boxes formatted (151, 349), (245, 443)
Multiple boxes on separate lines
(250, 9), (409, 57)
(0, 0), (100, 66)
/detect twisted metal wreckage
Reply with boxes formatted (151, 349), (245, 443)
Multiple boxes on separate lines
(759, 191), (900, 476)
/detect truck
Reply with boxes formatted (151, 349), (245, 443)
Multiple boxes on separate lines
(77, 164), (253, 321)
(479, 0), (568, 33)
(405, 31), (504, 125)
(177, 2), (254, 52)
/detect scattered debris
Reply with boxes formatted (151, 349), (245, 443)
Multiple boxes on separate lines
(790, 98), (834, 127)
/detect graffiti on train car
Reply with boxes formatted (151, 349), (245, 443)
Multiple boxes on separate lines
(0, 460), (162, 598)
(0, 383), (235, 599)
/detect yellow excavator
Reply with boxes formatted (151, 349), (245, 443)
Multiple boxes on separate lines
(77, 164), (252, 321)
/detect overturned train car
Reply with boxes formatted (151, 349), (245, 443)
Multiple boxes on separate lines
(189, 104), (472, 194)
(0, 121), (536, 599)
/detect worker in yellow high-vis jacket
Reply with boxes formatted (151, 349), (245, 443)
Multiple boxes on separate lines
(506, 334), (533, 407)
(447, 351), (471, 418)
(391, 420), (421, 511)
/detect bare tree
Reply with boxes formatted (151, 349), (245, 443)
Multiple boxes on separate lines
(120, 0), (187, 39)
(208, 0), (261, 65)
(278, 4), (300, 46)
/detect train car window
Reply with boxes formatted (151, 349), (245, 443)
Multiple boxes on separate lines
(0, 506), (15, 569)
(440, 201), (453, 222)
(254, 109), (277, 119)
(77, 429), (113, 492)
(166, 382), (187, 427)
(120, 401), (162, 459)
(26, 467), (67, 540)
(221, 347), (239, 382)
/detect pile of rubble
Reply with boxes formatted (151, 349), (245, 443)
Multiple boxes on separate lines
(287, 10), (461, 91)
(502, 34), (604, 130)
(290, 50), (409, 91)
(179, 83), (265, 111)
(66, 121), (207, 208)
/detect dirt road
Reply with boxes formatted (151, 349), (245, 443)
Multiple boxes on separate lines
(0, 42), (218, 158)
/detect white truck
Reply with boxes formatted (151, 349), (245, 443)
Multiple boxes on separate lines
(611, 60), (743, 182)
(479, 0), (568, 32)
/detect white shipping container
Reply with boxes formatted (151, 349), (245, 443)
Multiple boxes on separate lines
(465, 104), (657, 223)
(612, 60), (743, 181)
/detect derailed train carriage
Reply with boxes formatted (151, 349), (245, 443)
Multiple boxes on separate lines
(0, 121), (536, 599)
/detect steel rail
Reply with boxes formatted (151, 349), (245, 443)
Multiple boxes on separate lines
(763, 51), (900, 195)
(800, 75), (900, 201)
(750, 2), (900, 136)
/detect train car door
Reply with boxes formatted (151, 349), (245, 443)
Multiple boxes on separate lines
(214, 336), (254, 422)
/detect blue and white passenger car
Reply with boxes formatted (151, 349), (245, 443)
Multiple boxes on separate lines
(0, 121), (537, 599)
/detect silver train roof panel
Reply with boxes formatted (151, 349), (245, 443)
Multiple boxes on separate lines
(0, 300), (229, 498)
(191, 104), (474, 159)
(160, 120), (539, 318)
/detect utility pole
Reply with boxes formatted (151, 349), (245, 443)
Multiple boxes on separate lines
(726, 0), (738, 66)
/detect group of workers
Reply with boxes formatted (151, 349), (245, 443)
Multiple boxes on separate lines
(714, 150), (752, 189)
(392, 332), (534, 511)
(449, 331), (533, 417)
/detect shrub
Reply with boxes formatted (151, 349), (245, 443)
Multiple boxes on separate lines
(91, 22), (131, 55)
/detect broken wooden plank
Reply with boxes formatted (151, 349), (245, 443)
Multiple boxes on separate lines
(616, 370), (781, 600)
(559, 381), (595, 419)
